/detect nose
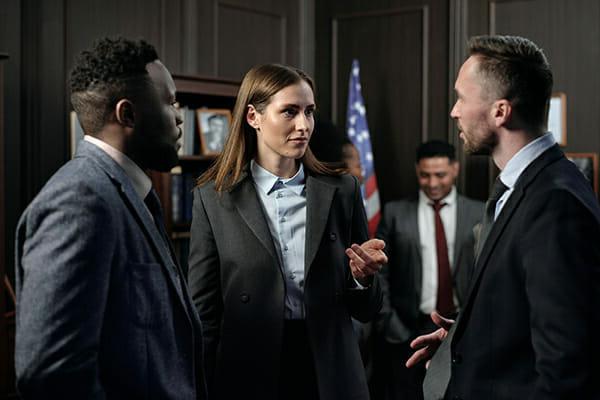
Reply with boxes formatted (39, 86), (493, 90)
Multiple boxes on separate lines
(296, 113), (312, 134)
(450, 101), (459, 119)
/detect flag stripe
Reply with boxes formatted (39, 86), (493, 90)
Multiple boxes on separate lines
(346, 59), (381, 238)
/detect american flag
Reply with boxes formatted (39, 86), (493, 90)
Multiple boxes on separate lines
(346, 59), (381, 237)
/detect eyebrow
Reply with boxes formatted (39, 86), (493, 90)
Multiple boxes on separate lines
(279, 103), (315, 109)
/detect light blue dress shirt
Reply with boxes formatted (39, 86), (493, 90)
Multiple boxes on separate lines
(495, 132), (556, 219)
(251, 160), (307, 320)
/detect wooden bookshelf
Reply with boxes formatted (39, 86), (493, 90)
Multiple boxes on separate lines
(151, 74), (240, 272)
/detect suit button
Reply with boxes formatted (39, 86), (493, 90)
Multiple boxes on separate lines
(240, 293), (250, 303)
(329, 232), (337, 241)
(452, 353), (462, 364)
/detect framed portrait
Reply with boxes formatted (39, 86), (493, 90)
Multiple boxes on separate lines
(566, 152), (598, 196)
(196, 108), (232, 155)
(547, 92), (567, 147)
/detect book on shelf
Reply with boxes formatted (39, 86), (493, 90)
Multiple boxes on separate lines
(170, 170), (196, 226)
(171, 167), (183, 224)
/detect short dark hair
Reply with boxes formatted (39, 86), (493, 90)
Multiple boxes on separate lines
(416, 140), (456, 162)
(468, 35), (553, 132)
(69, 37), (159, 135)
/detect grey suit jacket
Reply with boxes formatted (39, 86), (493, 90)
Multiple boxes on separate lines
(188, 171), (382, 400)
(15, 141), (206, 399)
(376, 194), (484, 343)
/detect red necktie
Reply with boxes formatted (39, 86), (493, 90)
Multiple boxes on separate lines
(431, 201), (454, 317)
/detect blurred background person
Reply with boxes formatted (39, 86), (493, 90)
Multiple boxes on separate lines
(374, 140), (483, 400)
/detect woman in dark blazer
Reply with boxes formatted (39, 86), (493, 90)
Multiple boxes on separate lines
(188, 64), (386, 400)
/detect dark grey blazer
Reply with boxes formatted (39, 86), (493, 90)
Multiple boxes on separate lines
(376, 194), (484, 343)
(437, 145), (600, 399)
(15, 141), (206, 399)
(188, 171), (382, 400)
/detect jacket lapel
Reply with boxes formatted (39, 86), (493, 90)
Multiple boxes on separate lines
(406, 201), (423, 298)
(305, 175), (336, 277)
(229, 175), (280, 264)
(78, 142), (194, 318)
(454, 195), (468, 270)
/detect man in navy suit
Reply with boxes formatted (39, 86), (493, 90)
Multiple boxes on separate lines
(14, 37), (206, 399)
(408, 35), (600, 400)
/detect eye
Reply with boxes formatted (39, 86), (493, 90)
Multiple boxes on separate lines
(283, 108), (297, 118)
(305, 108), (315, 116)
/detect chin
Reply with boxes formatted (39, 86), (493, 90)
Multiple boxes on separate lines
(151, 149), (179, 172)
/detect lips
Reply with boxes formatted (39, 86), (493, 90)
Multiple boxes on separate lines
(289, 138), (308, 146)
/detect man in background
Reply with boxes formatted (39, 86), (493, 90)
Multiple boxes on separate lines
(375, 140), (483, 400)
(14, 37), (206, 399)
(409, 35), (600, 400)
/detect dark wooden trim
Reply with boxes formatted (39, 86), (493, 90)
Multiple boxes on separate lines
(330, 5), (429, 137)
(173, 74), (240, 96)
(0, 54), (8, 400)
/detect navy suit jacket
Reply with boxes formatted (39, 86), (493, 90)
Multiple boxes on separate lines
(15, 141), (206, 399)
(440, 145), (600, 399)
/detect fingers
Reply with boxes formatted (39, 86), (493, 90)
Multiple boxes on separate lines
(348, 258), (367, 279)
(406, 346), (431, 368)
(409, 329), (444, 350)
(345, 239), (388, 280)
(363, 238), (386, 250)
(405, 327), (447, 368)
(346, 247), (379, 277)
(431, 311), (455, 331)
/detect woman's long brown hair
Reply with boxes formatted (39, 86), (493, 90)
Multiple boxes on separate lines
(196, 63), (343, 192)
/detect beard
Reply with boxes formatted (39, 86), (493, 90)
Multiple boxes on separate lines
(459, 124), (497, 156)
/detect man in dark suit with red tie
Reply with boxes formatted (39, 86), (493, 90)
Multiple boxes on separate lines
(408, 35), (600, 400)
(375, 140), (483, 400)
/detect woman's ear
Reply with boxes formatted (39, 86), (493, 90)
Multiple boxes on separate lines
(115, 99), (135, 128)
(246, 104), (260, 130)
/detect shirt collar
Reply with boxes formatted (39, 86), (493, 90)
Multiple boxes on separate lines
(419, 186), (457, 206)
(499, 132), (555, 189)
(84, 135), (152, 200)
(250, 159), (306, 196)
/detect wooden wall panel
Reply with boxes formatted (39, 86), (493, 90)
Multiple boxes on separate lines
(213, 0), (301, 80)
(316, 0), (450, 203)
(216, 4), (286, 79)
(332, 8), (427, 202)
(489, 0), (600, 196)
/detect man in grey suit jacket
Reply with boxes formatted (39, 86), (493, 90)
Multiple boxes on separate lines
(375, 140), (483, 400)
(14, 37), (206, 399)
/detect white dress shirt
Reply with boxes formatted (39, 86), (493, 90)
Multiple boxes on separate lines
(251, 160), (307, 320)
(84, 135), (152, 214)
(418, 187), (457, 314)
(495, 132), (556, 220)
